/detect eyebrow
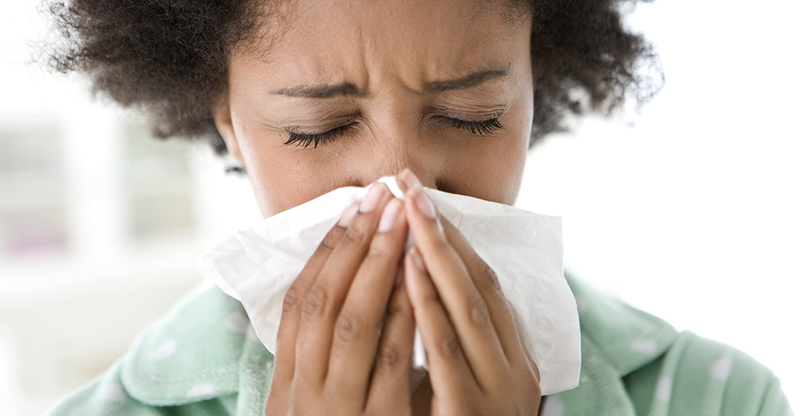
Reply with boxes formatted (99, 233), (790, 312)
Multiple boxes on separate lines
(271, 83), (361, 99)
(270, 66), (511, 98)
(426, 68), (510, 93)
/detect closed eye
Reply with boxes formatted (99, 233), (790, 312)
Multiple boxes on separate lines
(283, 124), (355, 148)
(440, 116), (503, 135)
(282, 114), (503, 149)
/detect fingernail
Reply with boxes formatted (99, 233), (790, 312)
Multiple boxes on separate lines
(409, 246), (427, 274)
(378, 198), (402, 232)
(400, 169), (421, 191)
(338, 204), (359, 227)
(409, 184), (436, 219)
(360, 183), (386, 213)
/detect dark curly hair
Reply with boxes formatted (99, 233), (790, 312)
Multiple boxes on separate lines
(45, 0), (661, 154)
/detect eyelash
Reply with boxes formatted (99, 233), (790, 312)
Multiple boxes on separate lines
(284, 124), (354, 148)
(283, 116), (503, 148)
(440, 117), (503, 135)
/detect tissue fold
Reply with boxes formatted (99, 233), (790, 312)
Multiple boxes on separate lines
(197, 177), (580, 395)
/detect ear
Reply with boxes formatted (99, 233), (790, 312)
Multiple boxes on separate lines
(212, 93), (245, 166)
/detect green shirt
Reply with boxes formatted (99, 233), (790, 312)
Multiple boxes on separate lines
(45, 275), (793, 415)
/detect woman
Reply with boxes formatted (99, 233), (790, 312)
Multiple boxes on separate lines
(44, 0), (791, 414)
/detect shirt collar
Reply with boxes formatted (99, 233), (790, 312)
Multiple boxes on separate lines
(542, 274), (678, 416)
(119, 282), (272, 408)
(566, 273), (677, 377)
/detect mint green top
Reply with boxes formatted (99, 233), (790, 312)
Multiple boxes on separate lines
(45, 275), (793, 415)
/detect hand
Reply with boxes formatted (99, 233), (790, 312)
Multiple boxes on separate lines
(265, 183), (416, 416)
(398, 169), (542, 416)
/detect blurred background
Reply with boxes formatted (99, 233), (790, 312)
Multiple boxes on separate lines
(0, 0), (797, 414)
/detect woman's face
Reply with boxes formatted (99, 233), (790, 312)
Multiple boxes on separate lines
(214, 0), (533, 217)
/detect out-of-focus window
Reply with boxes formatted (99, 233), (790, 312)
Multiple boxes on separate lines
(122, 121), (197, 241)
(0, 2), (261, 415)
(0, 112), (226, 415)
(0, 118), (200, 264)
(0, 123), (67, 260)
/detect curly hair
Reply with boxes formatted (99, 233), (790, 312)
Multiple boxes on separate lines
(45, 0), (661, 154)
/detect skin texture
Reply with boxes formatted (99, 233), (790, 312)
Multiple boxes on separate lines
(214, 0), (533, 216)
(212, 0), (540, 414)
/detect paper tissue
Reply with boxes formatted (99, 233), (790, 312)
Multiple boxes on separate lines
(197, 176), (580, 395)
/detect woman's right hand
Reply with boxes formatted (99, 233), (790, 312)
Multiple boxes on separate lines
(264, 183), (415, 416)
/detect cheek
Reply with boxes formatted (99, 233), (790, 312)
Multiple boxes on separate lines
(501, 78), (535, 203)
(439, 126), (528, 205)
(234, 124), (364, 217)
(463, 92), (532, 204)
(230, 118), (318, 217)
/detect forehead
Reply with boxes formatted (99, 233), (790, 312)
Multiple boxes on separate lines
(237, 0), (530, 90)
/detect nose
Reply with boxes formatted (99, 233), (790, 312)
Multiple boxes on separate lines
(356, 122), (441, 191)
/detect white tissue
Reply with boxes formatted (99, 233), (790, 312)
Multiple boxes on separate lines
(197, 176), (581, 395)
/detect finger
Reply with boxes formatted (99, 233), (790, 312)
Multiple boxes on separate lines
(404, 247), (475, 396)
(295, 183), (392, 384)
(327, 198), (409, 399)
(272, 206), (353, 383)
(440, 217), (528, 364)
(366, 280), (415, 411)
(400, 173), (508, 386)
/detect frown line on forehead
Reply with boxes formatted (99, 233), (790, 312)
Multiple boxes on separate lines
(270, 66), (512, 99)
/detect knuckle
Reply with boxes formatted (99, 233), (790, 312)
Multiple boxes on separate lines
(437, 331), (461, 359)
(317, 229), (340, 255)
(334, 311), (365, 343)
(387, 291), (411, 317)
(433, 233), (450, 251)
(341, 225), (368, 247)
(419, 288), (440, 309)
(364, 241), (392, 262)
(282, 285), (304, 315)
(302, 285), (328, 317)
(480, 263), (502, 293)
(376, 342), (401, 368)
(467, 295), (490, 327)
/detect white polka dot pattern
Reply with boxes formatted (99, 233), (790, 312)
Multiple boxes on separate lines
(225, 312), (249, 334)
(630, 339), (657, 355)
(710, 357), (733, 381)
(655, 376), (672, 402)
(186, 383), (216, 398)
(149, 339), (177, 361)
(98, 382), (127, 402)
(245, 323), (259, 341)
(540, 397), (565, 416)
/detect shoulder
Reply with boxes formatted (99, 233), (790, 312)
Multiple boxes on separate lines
(626, 331), (792, 416)
(545, 274), (792, 416)
(43, 359), (237, 416)
(44, 283), (274, 416)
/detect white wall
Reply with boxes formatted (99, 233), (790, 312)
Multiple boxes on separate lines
(516, 0), (800, 409)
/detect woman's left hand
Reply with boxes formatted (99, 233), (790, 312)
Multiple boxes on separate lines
(397, 169), (542, 416)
